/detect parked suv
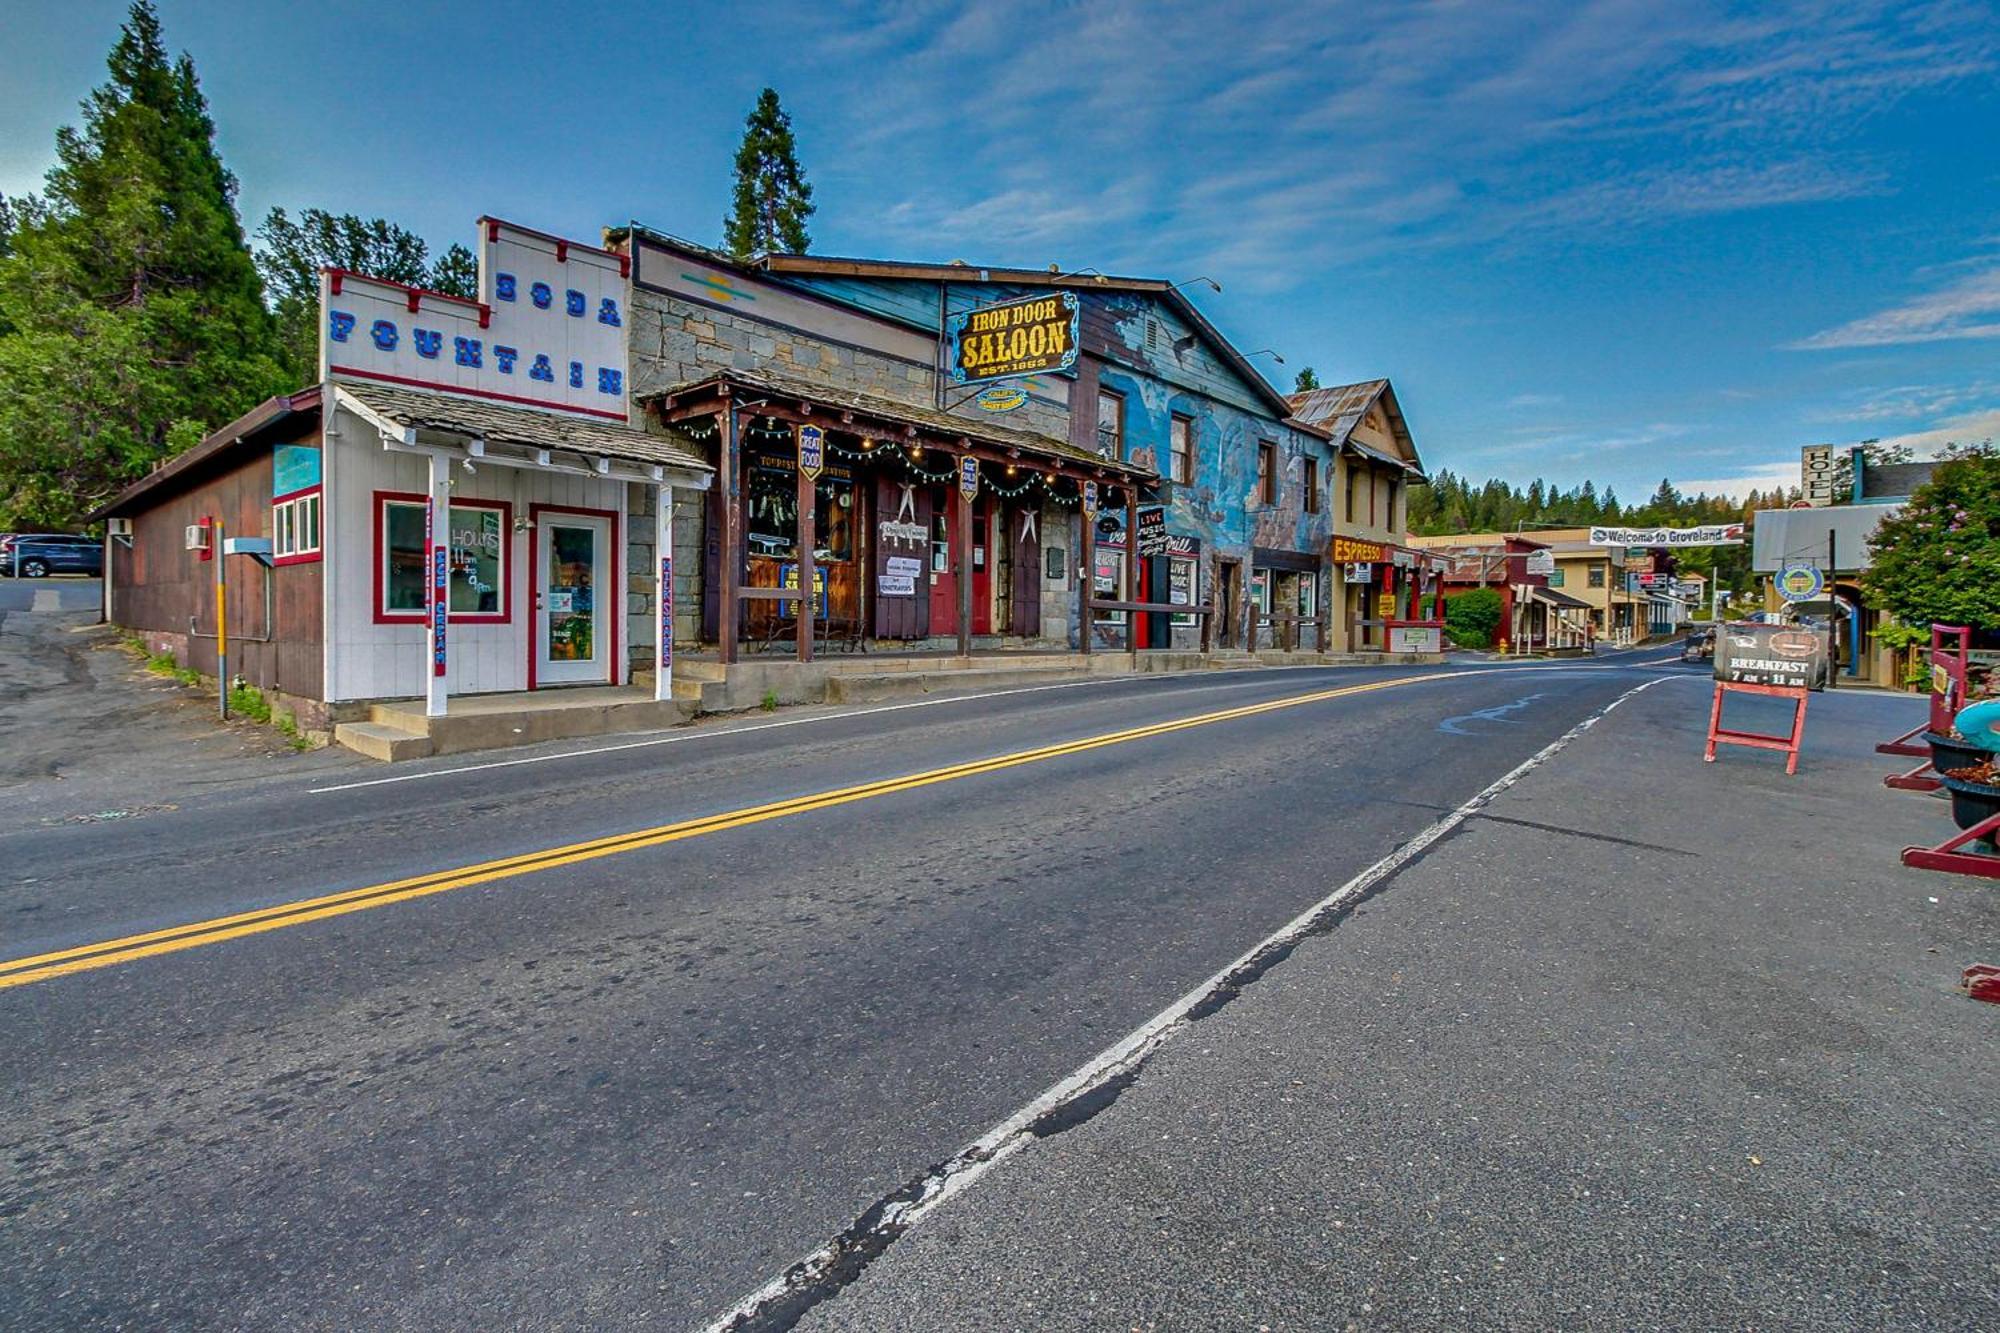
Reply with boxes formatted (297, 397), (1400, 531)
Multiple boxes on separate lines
(0, 533), (105, 577)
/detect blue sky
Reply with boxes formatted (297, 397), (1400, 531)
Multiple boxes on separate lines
(4, 0), (1996, 504)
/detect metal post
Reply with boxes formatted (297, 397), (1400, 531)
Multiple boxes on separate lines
(215, 516), (228, 719)
(425, 451), (449, 718)
(1827, 525), (1838, 688)
(797, 452), (816, 663)
(719, 405), (741, 665)
(654, 482), (674, 701)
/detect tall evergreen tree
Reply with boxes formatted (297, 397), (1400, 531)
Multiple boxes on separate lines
(724, 88), (815, 258)
(0, 1), (282, 528)
(1293, 367), (1320, 393)
(430, 243), (479, 300)
(257, 207), (431, 385)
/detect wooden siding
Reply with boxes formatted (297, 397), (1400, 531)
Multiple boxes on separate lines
(112, 440), (325, 701)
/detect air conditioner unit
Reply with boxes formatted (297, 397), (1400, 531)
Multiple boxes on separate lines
(106, 517), (132, 537)
(184, 523), (211, 551)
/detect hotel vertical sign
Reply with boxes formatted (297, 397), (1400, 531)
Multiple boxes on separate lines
(946, 292), (1081, 385)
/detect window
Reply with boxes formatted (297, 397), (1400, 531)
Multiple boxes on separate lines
(273, 491), (322, 563)
(1169, 414), (1194, 484)
(1096, 388), (1125, 458)
(1303, 457), (1320, 513)
(1547, 568), (1565, 588)
(1169, 556), (1197, 628)
(1588, 564), (1606, 589)
(1257, 441), (1278, 505)
(1345, 463), (1362, 522)
(375, 493), (510, 622)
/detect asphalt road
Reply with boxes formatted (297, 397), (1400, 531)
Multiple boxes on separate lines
(1, 655), (1680, 1330)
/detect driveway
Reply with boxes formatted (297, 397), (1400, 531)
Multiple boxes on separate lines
(0, 586), (358, 827)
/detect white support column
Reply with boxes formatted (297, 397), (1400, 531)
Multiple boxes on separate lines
(425, 451), (449, 718)
(654, 482), (675, 702)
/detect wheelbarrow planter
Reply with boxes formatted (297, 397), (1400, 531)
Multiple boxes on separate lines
(1928, 731), (1995, 776)
(1940, 773), (2000, 836)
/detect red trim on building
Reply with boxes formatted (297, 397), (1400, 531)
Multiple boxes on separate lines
(371, 490), (514, 626)
(321, 267), (492, 321)
(478, 216), (624, 261)
(527, 503), (621, 691)
(328, 366), (630, 421)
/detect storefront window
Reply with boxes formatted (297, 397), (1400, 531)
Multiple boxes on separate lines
(814, 478), (854, 562)
(1095, 546), (1126, 625)
(748, 466), (799, 558)
(377, 495), (508, 620)
(1251, 568), (1272, 614)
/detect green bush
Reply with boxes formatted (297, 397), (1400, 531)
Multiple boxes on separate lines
(1445, 587), (1504, 649)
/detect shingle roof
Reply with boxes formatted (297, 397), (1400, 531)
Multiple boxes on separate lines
(638, 367), (1157, 480)
(337, 381), (711, 475)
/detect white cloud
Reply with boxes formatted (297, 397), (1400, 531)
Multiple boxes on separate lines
(1506, 392), (1563, 408)
(1866, 406), (2000, 455)
(1676, 461), (1804, 498)
(1789, 262), (2000, 349)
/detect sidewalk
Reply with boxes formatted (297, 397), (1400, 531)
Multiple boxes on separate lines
(801, 680), (1998, 1331)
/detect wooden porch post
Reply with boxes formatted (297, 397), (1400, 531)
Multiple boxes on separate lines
(654, 481), (675, 701)
(796, 446), (816, 663)
(954, 462), (973, 656)
(719, 403), (741, 665)
(1123, 486), (1138, 654)
(1079, 483), (1095, 656)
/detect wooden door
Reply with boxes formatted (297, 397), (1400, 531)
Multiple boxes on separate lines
(928, 486), (956, 636)
(971, 503), (992, 636)
(1217, 558), (1241, 647)
(1010, 505), (1041, 638)
(872, 475), (930, 639)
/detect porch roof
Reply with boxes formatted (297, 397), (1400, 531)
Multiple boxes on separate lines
(338, 381), (713, 481)
(639, 368), (1159, 485)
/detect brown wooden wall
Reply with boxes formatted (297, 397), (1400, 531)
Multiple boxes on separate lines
(113, 442), (325, 701)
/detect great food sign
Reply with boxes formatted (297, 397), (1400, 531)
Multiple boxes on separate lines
(320, 218), (630, 420)
(946, 292), (1081, 385)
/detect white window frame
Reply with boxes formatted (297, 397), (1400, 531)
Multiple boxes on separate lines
(273, 489), (322, 564)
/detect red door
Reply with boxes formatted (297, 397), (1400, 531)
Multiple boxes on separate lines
(928, 487), (956, 635)
(971, 503), (992, 635)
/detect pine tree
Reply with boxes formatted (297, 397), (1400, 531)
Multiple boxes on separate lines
(430, 243), (478, 299)
(1293, 367), (1319, 393)
(724, 88), (815, 258)
(0, 1), (283, 529)
(257, 207), (433, 385)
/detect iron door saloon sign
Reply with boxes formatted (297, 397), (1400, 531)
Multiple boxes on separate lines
(946, 292), (1081, 385)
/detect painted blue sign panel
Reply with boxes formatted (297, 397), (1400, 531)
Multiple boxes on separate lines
(659, 553), (673, 671)
(975, 385), (1029, 413)
(272, 444), (321, 498)
(1082, 480), (1099, 515)
(1776, 564), (1824, 602)
(798, 424), (825, 481)
(946, 292), (1080, 385)
(959, 456), (980, 501)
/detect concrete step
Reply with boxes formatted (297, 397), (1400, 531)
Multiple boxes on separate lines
(334, 720), (436, 763)
(821, 664), (1092, 704)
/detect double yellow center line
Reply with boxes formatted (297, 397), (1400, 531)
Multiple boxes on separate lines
(1, 674), (1433, 991)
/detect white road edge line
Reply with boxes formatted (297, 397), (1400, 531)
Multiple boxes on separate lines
(310, 657), (1683, 795)
(698, 672), (1679, 1332)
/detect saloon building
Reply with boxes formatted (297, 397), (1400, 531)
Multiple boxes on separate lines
(606, 229), (1426, 663)
(92, 213), (1442, 759)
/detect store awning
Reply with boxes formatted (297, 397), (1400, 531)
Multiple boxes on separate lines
(1524, 585), (1594, 612)
(642, 367), (1159, 489)
(336, 381), (713, 488)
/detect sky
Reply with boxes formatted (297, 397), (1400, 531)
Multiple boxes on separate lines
(3, 0), (1997, 505)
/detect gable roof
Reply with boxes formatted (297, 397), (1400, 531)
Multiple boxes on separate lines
(1287, 379), (1422, 473)
(336, 381), (711, 477)
(608, 227), (1297, 421)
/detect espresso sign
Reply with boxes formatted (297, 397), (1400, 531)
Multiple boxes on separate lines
(946, 292), (1081, 385)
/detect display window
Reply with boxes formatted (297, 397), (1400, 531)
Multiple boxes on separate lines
(374, 492), (511, 622)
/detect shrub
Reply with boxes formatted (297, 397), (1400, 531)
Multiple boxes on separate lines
(1445, 587), (1504, 648)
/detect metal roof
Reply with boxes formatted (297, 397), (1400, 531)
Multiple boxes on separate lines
(1286, 379), (1423, 474)
(638, 367), (1158, 481)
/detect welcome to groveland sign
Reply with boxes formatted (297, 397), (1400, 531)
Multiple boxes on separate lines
(946, 292), (1081, 385)
(1588, 524), (1744, 547)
